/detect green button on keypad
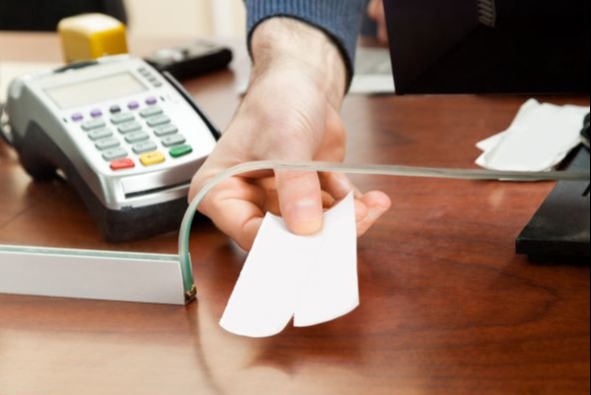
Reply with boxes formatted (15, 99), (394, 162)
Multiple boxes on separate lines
(169, 145), (193, 158)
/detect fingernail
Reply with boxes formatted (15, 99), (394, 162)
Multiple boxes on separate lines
(288, 200), (323, 235)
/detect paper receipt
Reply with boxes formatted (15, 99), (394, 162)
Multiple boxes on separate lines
(220, 193), (358, 338)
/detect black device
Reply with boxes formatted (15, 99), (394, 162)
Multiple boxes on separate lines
(383, 0), (590, 261)
(582, 114), (590, 149)
(145, 40), (233, 81)
(516, 116), (590, 261)
(383, 0), (590, 94)
(516, 147), (590, 261)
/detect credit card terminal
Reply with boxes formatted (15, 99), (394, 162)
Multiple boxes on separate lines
(5, 56), (219, 242)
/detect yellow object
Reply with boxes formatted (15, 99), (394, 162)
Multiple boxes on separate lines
(58, 14), (128, 63)
(140, 152), (166, 167)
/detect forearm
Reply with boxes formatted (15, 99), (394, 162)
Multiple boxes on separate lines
(250, 18), (347, 109)
(245, 0), (368, 87)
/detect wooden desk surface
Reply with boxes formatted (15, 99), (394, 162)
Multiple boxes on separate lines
(0, 33), (589, 395)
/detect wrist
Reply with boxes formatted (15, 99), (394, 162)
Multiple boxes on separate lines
(250, 18), (348, 108)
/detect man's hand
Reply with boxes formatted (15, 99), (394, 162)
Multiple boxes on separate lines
(189, 19), (391, 251)
(368, 0), (389, 44)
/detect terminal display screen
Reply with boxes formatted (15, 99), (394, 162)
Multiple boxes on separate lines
(45, 72), (147, 110)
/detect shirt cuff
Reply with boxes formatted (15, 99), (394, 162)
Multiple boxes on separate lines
(245, 0), (368, 86)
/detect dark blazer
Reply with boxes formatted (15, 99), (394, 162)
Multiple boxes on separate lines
(0, 0), (127, 31)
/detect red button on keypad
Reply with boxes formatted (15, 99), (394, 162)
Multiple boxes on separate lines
(110, 158), (135, 171)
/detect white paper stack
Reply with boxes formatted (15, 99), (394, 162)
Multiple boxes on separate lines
(220, 193), (359, 338)
(476, 99), (589, 172)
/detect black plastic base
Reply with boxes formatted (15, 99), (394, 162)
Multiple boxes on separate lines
(14, 122), (189, 243)
(517, 147), (590, 262)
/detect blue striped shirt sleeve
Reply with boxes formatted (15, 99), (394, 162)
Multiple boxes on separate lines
(245, 0), (369, 83)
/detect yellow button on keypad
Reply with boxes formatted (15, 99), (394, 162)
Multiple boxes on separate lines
(140, 151), (166, 167)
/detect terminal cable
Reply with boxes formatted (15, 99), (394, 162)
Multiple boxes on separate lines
(178, 161), (591, 297)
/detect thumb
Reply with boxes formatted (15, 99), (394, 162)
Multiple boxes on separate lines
(275, 169), (324, 236)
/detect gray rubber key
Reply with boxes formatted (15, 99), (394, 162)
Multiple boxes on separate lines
(96, 138), (121, 151)
(125, 131), (150, 143)
(118, 121), (142, 134)
(132, 141), (158, 154)
(154, 124), (178, 137)
(102, 147), (128, 161)
(82, 119), (106, 131)
(161, 134), (186, 147)
(146, 115), (171, 127)
(88, 128), (113, 141)
(111, 112), (135, 125)
(140, 106), (163, 118)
